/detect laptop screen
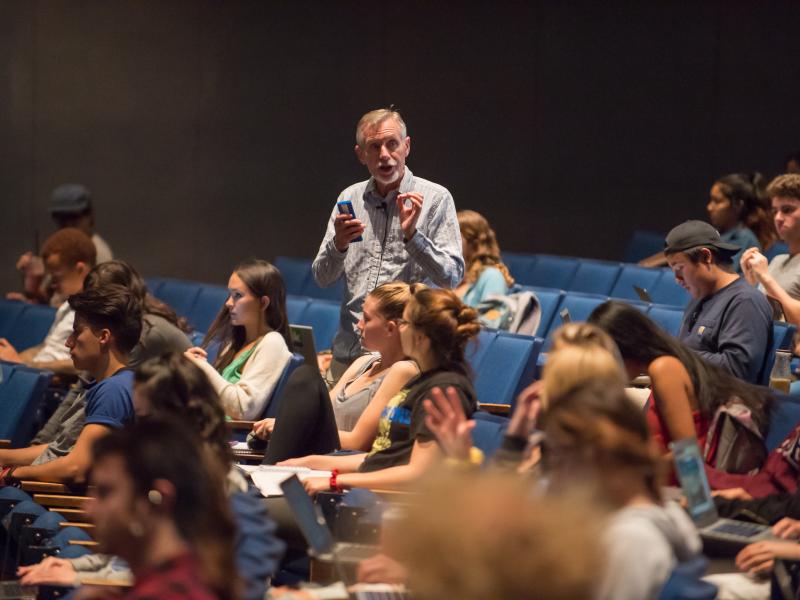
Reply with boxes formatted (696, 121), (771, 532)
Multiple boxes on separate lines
(671, 438), (717, 527)
(280, 474), (335, 556)
(290, 325), (318, 367)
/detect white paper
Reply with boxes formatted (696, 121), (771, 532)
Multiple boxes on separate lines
(246, 465), (332, 496)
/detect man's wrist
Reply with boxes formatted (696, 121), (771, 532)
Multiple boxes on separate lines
(402, 229), (417, 244)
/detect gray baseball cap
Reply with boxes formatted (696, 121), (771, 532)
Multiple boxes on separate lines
(664, 220), (740, 255)
(50, 184), (92, 215)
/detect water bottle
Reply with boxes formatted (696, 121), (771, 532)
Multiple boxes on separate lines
(770, 350), (793, 394)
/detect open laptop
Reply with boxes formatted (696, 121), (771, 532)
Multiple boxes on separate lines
(0, 582), (36, 600)
(290, 324), (318, 367)
(672, 438), (773, 553)
(280, 475), (378, 572)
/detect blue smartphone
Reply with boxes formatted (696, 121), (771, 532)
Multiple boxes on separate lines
(336, 200), (363, 242)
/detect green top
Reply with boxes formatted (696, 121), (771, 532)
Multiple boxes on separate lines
(220, 341), (259, 383)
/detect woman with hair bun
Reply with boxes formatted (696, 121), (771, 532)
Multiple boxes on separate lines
(455, 210), (514, 306)
(282, 286), (481, 493)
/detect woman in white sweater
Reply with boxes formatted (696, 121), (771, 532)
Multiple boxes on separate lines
(185, 259), (292, 420)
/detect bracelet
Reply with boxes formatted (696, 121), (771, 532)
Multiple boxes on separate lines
(329, 469), (342, 492)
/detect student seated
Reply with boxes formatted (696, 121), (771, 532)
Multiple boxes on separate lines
(0, 285), (139, 483)
(251, 282), (419, 460)
(0, 227), (96, 374)
(184, 259), (292, 420)
(86, 420), (236, 600)
(453, 210), (514, 306)
(664, 219), (773, 383)
(639, 172), (776, 271)
(741, 175), (800, 346)
(9, 184), (113, 305)
(83, 260), (192, 366)
(589, 300), (772, 472)
(18, 354), (284, 600)
(280, 287), (480, 493)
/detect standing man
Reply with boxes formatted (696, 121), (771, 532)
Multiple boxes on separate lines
(664, 220), (772, 383)
(313, 108), (464, 379)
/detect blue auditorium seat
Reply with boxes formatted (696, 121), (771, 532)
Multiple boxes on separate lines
(766, 393), (800, 451)
(567, 260), (622, 296)
(649, 269), (690, 308)
(298, 300), (340, 351)
(0, 364), (54, 447)
(0, 300), (27, 340)
(609, 264), (663, 301)
(286, 295), (311, 324)
(262, 353), (305, 419)
(543, 292), (608, 350)
(623, 229), (665, 263)
(519, 255), (580, 289)
(765, 242), (789, 262)
(189, 285), (228, 333)
(465, 328), (499, 374)
(274, 257), (312, 297)
(473, 332), (542, 408)
(145, 277), (167, 297)
(501, 252), (538, 286)
(471, 414), (509, 460)
(152, 279), (203, 322)
(519, 287), (563, 338)
(301, 277), (345, 303)
(646, 304), (685, 337)
(6, 304), (57, 350)
(761, 322), (797, 386)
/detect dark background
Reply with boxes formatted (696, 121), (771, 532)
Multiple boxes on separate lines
(2, 0), (800, 293)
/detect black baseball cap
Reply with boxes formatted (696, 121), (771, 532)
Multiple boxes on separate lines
(50, 184), (91, 216)
(664, 220), (740, 255)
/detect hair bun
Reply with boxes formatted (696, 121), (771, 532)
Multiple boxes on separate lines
(455, 305), (481, 341)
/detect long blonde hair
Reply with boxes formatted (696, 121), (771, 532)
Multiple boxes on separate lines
(458, 210), (514, 287)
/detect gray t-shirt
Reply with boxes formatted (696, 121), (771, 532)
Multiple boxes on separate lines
(31, 386), (87, 465)
(766, 253), (800, 319)
(332, 354), (385, 431)
(128, 313), (191, 368)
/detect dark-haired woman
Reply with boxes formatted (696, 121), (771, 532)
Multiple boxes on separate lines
(83, 260), (192, 367)
(185, 259), (292, 420)
(707, 173), (777, 270)
(588, 301), (772, 470)
(282, 287), (480, 492)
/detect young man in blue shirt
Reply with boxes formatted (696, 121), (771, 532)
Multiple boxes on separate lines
(664, 220), (772, 384)
(0, 285), (141, 483)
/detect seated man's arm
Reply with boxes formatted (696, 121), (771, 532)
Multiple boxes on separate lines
(312, 204), (347, 288)
(17, 344), (43, 363)
(0, 444), (49, 467)
(12, 424), (110, 483)
(25, 358), (77, 376)
(404, 192), (464, 288)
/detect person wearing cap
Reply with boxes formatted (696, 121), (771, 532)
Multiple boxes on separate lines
(11, 184), (113, 305)
(664, 220), (772, 383)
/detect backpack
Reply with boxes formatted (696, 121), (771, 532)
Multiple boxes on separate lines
(704, 399), (768, 474)
(475, 291), (541, 335)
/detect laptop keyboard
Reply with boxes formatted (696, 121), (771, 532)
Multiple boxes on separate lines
(709, 520), (766, 538)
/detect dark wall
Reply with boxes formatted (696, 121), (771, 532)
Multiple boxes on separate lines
(2, 0), (800, 293)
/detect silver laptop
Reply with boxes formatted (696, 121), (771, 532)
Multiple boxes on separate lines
(280, 475), (378, 577)
(290, 325), (318, 367)
(672, 438), (773, 551)
(0, 583), (36, 600)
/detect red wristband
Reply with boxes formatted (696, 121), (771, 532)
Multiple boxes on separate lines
(329, 469), (342, 492)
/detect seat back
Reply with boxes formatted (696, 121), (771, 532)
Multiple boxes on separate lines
(0, 300), (27, 339)
(465, 328), (499, 374)
(623, 229), (665, 263)
(766, 394), (800, 451)
(473, 332), (542, 408)
(0, 365), (54, 447)
(656, 555), (717, 600)
(471, 415), (509, 460)
(286, 295), (311, 325)
(6, 304), (57, 350)
(301, 277), (345, 303)
(501, 252), (538, 286)
(544, 292), (608, 350)
(761, 322), (797, 386)
(298, 300), (340, 351)
(274, 257), (312, 296)
(647, 304), (685, 336)
(609, 264), (663, 301)
(519, 287), (563, 338)
(189, 285), (228, 333)
(262, 353), (305, 419)
(152, 279), (203, 322)
(765, 242), (789, 262)
(521, 255), (580, 289)
(649, 269), (690, 308)
(567, 260), (622, 296)
(144, 277), (167, 297)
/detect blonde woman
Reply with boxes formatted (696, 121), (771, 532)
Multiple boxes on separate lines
(454, 210), (515, 306)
